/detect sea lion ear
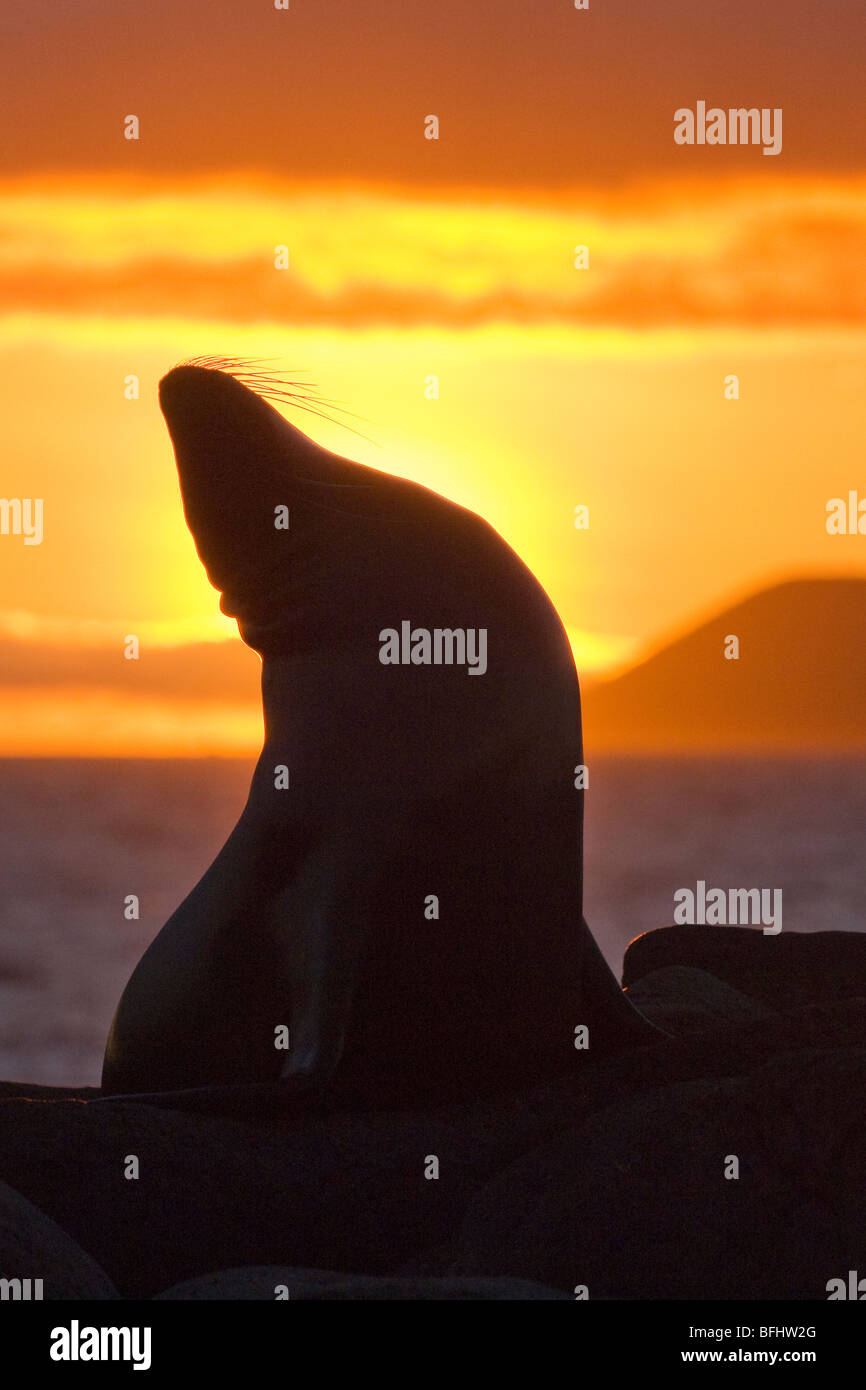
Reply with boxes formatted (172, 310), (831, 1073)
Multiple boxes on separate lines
(158, 363), (335, 598)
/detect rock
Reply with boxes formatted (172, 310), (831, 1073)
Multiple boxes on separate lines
(623, 925), (866, 1008)
(155, 1266), (568, 1299)
(0, 1082), (99, 1102)
(0, 1084), (581, 1299)
(625, 965), (775, 1035)
(0, 1178), (117, 1300)
(459, 1040), (866, 1299)
(4, 995), (866, 1300)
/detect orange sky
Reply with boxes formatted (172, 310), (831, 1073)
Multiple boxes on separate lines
(4, 0), (864, 183)
(1, 3), (864, 754)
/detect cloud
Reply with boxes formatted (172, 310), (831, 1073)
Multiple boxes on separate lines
(0, 631), (262, 754)
(0, 175), (864, 327)
(0, 633), (260, 701)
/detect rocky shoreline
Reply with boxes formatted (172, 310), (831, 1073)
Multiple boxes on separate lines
(2, 926), (864, 1300)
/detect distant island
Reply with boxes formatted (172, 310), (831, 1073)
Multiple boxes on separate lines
(582, 576), (866, 751)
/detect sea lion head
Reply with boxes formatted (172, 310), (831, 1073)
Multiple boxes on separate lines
(158, 359), (573, 678)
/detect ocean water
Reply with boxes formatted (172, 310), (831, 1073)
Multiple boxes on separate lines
(0, 755), (864, 1086)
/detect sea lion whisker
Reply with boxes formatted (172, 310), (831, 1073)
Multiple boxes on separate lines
(173, 355), (379, 444)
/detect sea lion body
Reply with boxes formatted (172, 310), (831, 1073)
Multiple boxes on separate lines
(102, 365), (654, 1109)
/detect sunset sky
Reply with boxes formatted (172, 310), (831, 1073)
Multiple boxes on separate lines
(1, 0), (864, 754)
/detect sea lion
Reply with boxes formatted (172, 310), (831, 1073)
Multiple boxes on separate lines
(101, 361), (658, 1111)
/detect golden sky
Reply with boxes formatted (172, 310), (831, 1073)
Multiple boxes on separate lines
(1, 3), (864, 753)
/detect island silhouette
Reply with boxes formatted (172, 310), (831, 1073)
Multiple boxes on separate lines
(584, 576), (866, 751)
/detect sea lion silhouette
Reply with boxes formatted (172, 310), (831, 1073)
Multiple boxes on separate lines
(101, 361), (658, 1111)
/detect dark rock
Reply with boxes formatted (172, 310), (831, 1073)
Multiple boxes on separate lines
(0, 1084), (583, 1299)
(626, 965), (775, 1035)
(4, 996), (866, 1300)
(0, 1178), (117, 1300)
(0, 1082), (99, 1102)
(155, 1266), (568, 1299)
(459, 1041), (866, 1299)
(623, 925), (866, 1008)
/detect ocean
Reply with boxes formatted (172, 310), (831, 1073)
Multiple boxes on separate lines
(1, 755), (864, 1086)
